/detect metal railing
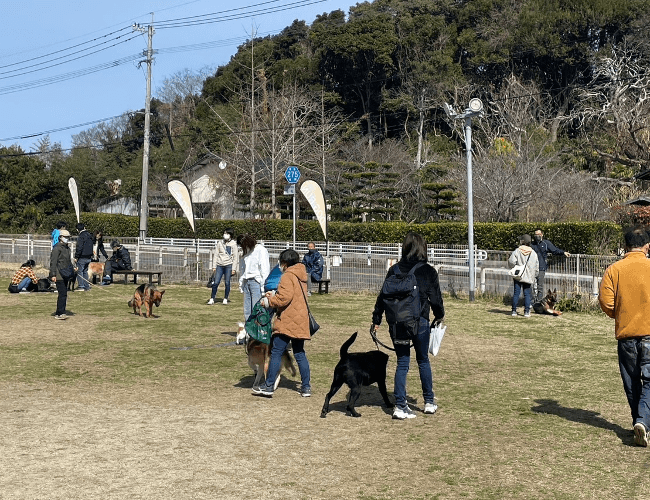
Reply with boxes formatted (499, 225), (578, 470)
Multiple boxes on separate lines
(0, 233), (617, 296)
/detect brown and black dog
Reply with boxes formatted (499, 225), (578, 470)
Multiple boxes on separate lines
(533, 289), (562, 316)
(246, 336), (296, 390)
(128, 283), (165, 317)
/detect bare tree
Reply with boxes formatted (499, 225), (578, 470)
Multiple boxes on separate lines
(572, 41), (650, 173)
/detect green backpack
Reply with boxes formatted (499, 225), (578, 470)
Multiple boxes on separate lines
(244, 301), (273, 344)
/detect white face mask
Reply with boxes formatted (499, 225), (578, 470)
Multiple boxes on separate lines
(60, 237), (69, 244)
(223, 233), (230, 241)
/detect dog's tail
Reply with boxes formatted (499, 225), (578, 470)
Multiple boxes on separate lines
(340, 332), (358, 359)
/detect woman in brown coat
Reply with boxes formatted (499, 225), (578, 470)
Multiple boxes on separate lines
(253, 248), (311, 397)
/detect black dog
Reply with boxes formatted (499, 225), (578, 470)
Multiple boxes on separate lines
(321, 332), (393, 418)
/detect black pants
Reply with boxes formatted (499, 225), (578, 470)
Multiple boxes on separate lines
(104, 260), (129, 278)
(55, 278), (68, 315)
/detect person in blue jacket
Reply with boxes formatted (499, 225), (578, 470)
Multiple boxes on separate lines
(531, 229), (570, 302)
(302, 242), (324, 296)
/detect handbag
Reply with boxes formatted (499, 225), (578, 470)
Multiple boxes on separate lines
(508, 252), (532, 281)
(299, 279), (320, 336)
(60, 264), (77, 280)
(429, 323), (446, 356)
(206, 271), (215, 288)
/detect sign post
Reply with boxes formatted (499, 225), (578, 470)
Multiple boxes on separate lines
(284, 166), (301, 248)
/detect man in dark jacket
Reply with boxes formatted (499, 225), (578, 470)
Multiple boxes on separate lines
(102, 240), (132, 284)
(74, 222), (94, 291)
(302, 242), (324, 296)
(50, 229), (74, 320)
(531, 229), (570, 302)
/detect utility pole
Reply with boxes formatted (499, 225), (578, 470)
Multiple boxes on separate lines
(133, 16), (155, 241)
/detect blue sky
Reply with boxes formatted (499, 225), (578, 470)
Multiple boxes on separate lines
(1, 0), (356, 153)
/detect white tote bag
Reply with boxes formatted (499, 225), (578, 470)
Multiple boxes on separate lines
(429, 324), (446, 356)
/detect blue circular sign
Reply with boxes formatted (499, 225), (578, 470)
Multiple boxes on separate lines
(285, 166), (301, 184)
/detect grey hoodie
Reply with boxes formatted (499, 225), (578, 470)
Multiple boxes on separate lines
(508, 245), (539, 284)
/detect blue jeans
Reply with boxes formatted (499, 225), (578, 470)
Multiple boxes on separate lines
(392, 317), (434, 409)
(243, 278), (262, 321)
(263, 334), (310, 391)
(76, 257), (91, 290)
(211, 265), (232, 300)
(512, 280), (532, 313)
(618, 337), (650, 430)
(18, 276), (31, 291)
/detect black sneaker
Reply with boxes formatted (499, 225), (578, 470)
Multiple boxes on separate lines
(300, 387), (311, 397)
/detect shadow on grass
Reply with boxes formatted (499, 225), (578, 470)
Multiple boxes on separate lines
(531, 399), (633, 446)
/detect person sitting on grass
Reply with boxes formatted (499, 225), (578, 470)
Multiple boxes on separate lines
(9, 260), (39, 293)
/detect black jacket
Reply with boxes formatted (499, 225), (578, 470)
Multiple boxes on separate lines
(372, 258), (445, 327)
(75, 230), (94, 259)
(531, 239), (566, 272)
(109, 246), (132, 269)
(50, 242), (72, 280)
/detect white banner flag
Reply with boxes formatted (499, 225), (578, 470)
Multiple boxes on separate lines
(300, 180), (327, 240)
(68, 177), (80, 223)
(168, 180), (195, 233)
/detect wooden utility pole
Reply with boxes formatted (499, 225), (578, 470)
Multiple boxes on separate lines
(133, 15), (155, 240)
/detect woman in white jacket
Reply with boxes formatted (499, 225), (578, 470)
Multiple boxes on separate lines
(508, 234), (539, 318)
(237, 234), (270, 321)
(207, 228), (239, 305)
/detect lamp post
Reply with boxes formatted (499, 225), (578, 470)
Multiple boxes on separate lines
(444, 98), (484, 302)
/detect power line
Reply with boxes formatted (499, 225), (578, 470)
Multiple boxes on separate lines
(0, 53), (142, 95)
(154, 0), (326, 28)
(0, 27), (132, 72)
(0, 33), (142, 80)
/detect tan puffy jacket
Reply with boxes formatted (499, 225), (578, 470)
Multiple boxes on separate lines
(267, 264), (310, 340)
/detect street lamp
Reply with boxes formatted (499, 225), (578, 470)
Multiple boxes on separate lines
(444, 98), (484, 302)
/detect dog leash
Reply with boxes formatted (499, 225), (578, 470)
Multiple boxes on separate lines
(369, 325), (397, 352)
(171, 341), (243, 350)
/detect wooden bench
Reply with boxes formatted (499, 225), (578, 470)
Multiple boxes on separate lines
(111, 270), (163, 285)
(316, 279), (331, 294)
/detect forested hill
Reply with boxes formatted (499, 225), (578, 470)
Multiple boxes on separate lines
(3, 0), (650, 232)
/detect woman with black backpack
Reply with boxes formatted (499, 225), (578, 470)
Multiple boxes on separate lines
(372, 232), (445, 420)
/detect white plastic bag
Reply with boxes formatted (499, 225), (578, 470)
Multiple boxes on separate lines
(429, 324), (446, 356)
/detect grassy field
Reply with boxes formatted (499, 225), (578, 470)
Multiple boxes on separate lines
(1, 272), (649, 499)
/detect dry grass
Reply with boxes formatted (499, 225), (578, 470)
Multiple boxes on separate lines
(1, 278), (650, 499)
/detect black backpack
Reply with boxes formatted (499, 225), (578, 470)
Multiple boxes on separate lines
(380, 262), (425, 344)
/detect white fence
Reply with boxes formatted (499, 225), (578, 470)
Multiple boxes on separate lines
(0, 234), (616, 297)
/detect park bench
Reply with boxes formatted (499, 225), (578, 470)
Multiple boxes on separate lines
(111, 270), (163, 285)
(315, 279), (330, 294)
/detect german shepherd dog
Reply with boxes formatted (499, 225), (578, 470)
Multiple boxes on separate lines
(533, 288), (562, 316)
(321, 332), (393, 418)
(246, 337), (296, 390)
(128, 283), (165, 317)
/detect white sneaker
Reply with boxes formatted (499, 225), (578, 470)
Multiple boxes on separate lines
(634, 423), (649, 447)
(511, 311), (517, 317)
(524, 312), (531, 318)
(424, 403), (438, 414)
(207, 298), (214, 305)
(223, 298), (228, 305)
(392, 406), (417, 420)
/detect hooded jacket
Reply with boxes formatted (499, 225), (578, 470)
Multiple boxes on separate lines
(599, 251), (650, 340)
(267, 263), (310, 340)
(49, 241), (72, 280)
(212, 238), (239, 269)
(75, 229), (94, 259)
(508, 245), (539, 285)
